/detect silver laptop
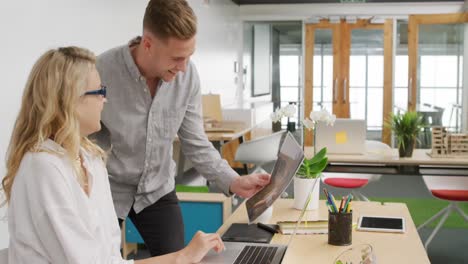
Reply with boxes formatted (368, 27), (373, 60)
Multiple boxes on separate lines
(201, 132), (305, 264)
(315, 119), (366, 155)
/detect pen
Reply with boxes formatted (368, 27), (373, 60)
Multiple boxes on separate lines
(323, 188), (337, 213)
(257, 222), (278, 234)
(342, 194), (353, 213)
(339, 196), (345, 212)
(328, 191), (339, 213)
(346, 201), (352, 213)
(326, 201), (333, 213)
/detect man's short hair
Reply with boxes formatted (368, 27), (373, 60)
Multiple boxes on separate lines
(143, 0), (197, 40)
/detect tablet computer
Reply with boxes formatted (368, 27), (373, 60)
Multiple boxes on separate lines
(357, 216), (406, 233)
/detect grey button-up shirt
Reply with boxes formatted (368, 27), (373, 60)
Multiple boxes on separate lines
(94, 37), (239, 219)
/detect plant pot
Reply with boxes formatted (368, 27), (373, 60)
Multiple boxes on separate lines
(272, 122), (282, 132)
(287, 121), (296, 132)
(293, 177), (320, 210)
(398, 137), (415, 157)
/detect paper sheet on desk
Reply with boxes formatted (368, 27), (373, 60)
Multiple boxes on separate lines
(335, 131), (348, 144)
(274, 209), (325, 223)
(278, 220), (328, 235)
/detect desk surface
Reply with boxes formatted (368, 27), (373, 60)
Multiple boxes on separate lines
(218, 199), (430, 264)
(305, 147), (468, 166)
(204, 122), (252, 141)
(174, 122), (252, 142)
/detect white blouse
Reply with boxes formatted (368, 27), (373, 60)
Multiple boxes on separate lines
(8, 139), (133, 264)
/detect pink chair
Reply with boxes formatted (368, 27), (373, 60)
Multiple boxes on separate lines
(417, 176), (468, 249)
(322, 173), (373, 201)
(321, 141), (390, 201)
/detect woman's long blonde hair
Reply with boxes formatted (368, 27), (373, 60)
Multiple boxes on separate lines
(2, 46), (106, 204)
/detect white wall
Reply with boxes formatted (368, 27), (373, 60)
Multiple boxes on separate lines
(189, 0), (241, 105)
(0, 0), (241, 249)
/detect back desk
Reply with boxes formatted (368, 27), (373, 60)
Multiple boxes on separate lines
(217, 199), (430, 264)
(304, 147), (468, 177)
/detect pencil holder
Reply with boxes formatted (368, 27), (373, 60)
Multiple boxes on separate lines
(328, 211), (352, 246)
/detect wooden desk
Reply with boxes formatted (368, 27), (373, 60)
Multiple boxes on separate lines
(175, 122), (253, 177)
(218, 199), (430, 264)
(205, 122), (252, 149)
(304, 147), (468, 177)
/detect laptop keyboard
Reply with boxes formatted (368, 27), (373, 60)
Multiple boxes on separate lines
(233, 245), (278, 264)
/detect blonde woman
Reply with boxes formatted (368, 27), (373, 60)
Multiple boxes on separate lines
(2, 47), (224, 264)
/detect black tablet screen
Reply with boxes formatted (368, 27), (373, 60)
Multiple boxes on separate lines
(361, 217), (403, 230)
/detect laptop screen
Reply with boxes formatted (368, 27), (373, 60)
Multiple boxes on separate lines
(246, 132), (304, 223)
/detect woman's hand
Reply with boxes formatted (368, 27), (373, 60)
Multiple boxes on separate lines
(179, 231), (225, 263)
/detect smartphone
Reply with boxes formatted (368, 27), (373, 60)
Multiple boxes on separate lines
(357, 216), (406, 233)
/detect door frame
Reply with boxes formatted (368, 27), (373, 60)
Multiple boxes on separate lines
(304, 20), (341, 146)
(407, 13), (468, 112)
(304, 19), (393, 146)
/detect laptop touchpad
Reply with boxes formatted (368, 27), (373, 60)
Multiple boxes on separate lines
(201, 242), (244, 264)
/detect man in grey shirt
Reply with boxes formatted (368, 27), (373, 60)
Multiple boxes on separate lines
(94, 0), (270, 257)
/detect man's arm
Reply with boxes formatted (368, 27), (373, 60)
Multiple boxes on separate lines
(177, 66), (238, 195)
(177, 65), (270, 197)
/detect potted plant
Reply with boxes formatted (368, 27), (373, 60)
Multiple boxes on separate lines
(271, 104), (297, 132)
(303, 108), (336, 154)
(386, 111), (424, 157)
(293, 147), (328, 210)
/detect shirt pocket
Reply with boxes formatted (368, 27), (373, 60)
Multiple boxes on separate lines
(157, 109), (185, 140)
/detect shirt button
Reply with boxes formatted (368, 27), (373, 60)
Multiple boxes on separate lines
(148, 138), (152, 142)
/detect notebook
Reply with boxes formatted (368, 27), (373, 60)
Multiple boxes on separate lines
(221, 223), (276, 243)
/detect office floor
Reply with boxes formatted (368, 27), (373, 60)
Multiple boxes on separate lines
(135, 169), (468, 263)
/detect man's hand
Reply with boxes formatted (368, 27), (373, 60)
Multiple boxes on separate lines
(229, 173), (271, 198)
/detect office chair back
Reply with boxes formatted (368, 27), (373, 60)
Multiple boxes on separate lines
(202, 94), (222, 121)
(235, 131), (286, 171)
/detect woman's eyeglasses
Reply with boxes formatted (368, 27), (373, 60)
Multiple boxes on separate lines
(84, 85), (107, 98)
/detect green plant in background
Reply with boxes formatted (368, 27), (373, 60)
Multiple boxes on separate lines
(386, 111), (425, 157)
(296, 147), (328, 179)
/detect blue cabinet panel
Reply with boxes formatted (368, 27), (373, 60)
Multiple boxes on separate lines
(126, 201), (224, 246)
(180, 202), (223, 245)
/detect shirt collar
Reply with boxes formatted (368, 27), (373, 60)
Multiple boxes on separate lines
(123, 36), (145, 82)
(41, 139), (90, 160)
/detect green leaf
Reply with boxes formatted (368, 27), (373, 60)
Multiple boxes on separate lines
(385, 111), (424, 149)
(296, 148), (329, 179)
(307, 157), (328, 175)
(307, 147), (327, 165)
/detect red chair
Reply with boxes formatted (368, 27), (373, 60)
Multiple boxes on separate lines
(321, 141), (390, 201)
(417, 176), (468, 249)
(322, 173), (373, 201)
